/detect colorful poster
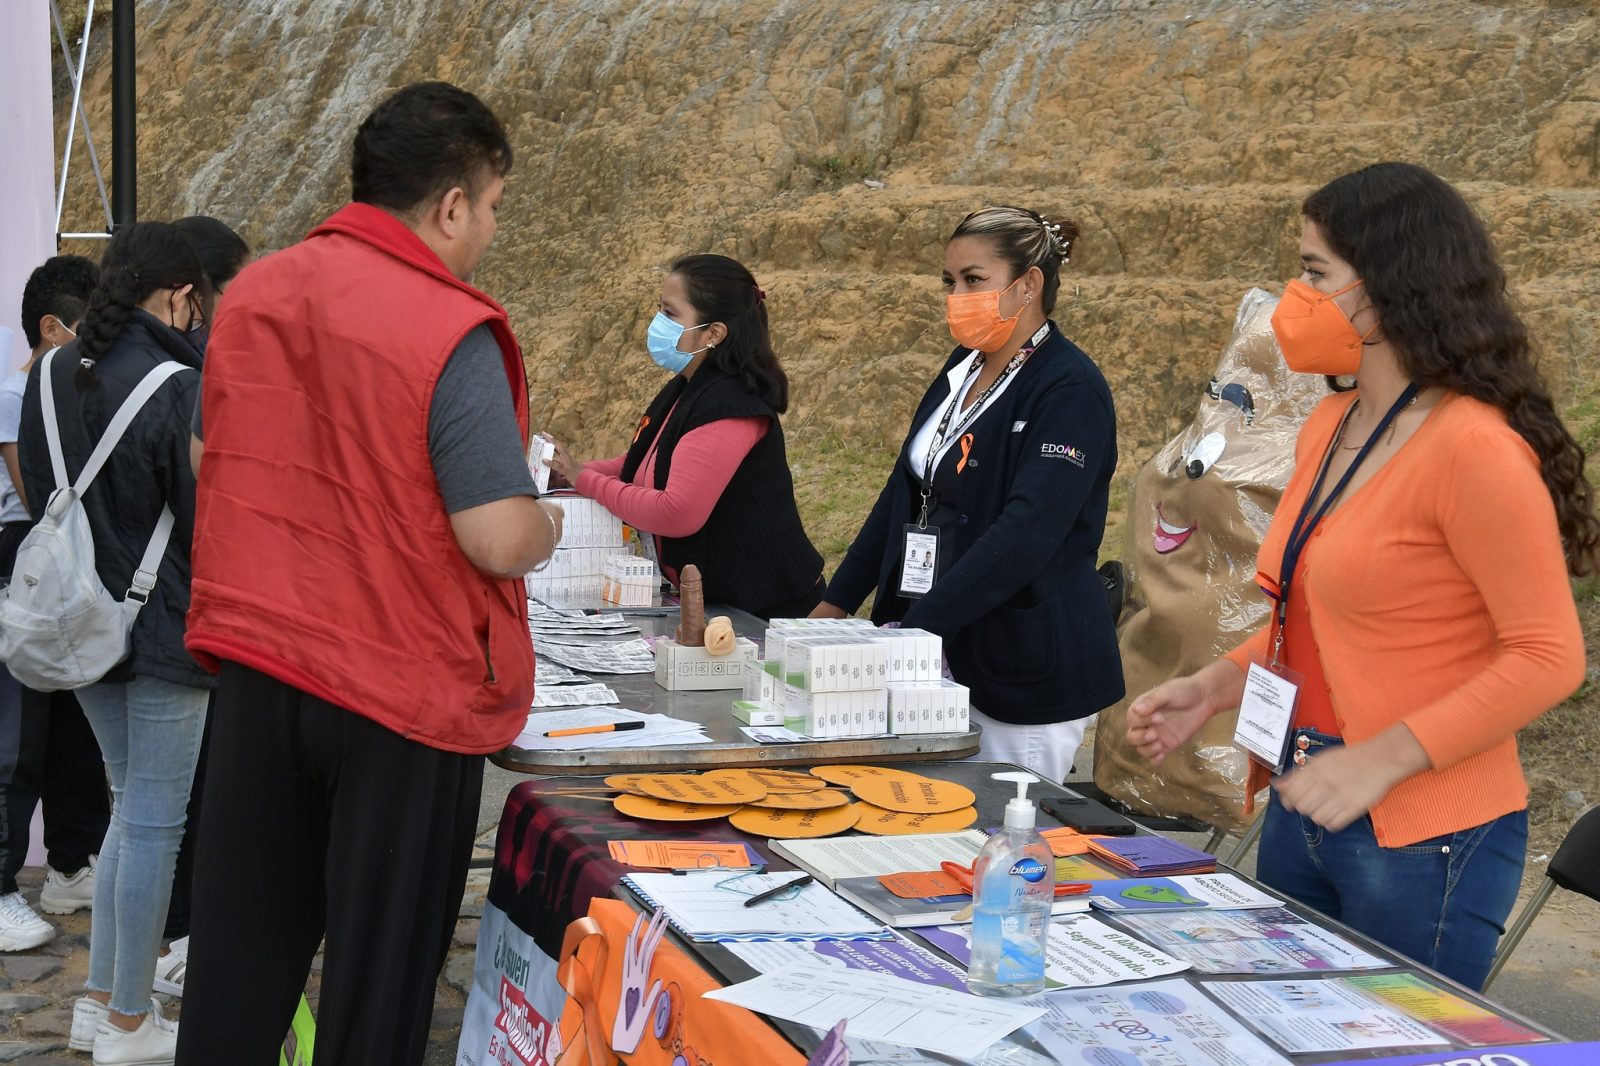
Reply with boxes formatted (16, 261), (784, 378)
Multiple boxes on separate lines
(1106, 906), (1387, 973)
(1201, 978), (1449, 1054)
(1344, 973), (1550, 1048)
(1020, 978), (1288, 1065)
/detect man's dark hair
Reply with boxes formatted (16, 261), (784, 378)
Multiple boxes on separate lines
(174, 215), (251, 292)
(20, 255), (98, 349)
(351, 81), (513, 216)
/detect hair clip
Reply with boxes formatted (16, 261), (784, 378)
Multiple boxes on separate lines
(80, 358), (95, 370)
(754, 286), (767, 303)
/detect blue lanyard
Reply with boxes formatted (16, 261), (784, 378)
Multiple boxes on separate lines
(1272, 383), (1421, 664)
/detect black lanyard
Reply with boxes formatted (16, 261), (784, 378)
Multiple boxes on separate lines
(917, 322), (1049, 526)
(1272, 383), (1421, 664)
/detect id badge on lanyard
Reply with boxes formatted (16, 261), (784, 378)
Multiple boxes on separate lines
(898, 524), (940, 598)
(899, 323), (1048, 599)
(1232, 383), (1421, 774)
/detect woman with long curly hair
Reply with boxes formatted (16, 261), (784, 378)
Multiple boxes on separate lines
(1125, 162), (1595, 990)
(16, 221), (213, 1061)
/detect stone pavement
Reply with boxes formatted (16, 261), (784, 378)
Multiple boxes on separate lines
(0, 834), (496, 1065)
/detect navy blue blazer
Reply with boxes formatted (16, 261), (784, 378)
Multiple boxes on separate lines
(824, 322), (1124, 724)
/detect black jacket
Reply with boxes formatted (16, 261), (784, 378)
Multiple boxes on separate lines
(18, 311), (212, 689)
(621, 366), (823, 619)
(825, 323), (1123, 723)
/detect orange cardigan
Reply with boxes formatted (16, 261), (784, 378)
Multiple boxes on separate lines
(1226, 390), (1586, 847)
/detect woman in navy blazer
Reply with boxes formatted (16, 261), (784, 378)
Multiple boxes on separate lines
(814, 206), (1122, 781)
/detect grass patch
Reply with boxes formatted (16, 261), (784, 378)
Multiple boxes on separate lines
(798, 155), (880, 190)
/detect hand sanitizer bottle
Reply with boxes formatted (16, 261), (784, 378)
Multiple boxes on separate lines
(966, 774), (1053, 997)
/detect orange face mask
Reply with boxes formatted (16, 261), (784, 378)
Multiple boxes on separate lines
(1270, 279), (1377, 376)
(946, 276), (1027, 352)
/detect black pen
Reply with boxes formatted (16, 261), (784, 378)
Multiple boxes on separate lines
(742, 874), (813, 908)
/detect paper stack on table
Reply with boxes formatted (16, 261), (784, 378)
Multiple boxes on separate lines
(534, 659), (591, 686)
(530, 682), (619, 708)
(703, 965), (1045, 1059)
(1087, 835), (1217, 876)
(536, 637), (656, 674)
(513, 706), (709, 750)
(623, 870), (887, 941)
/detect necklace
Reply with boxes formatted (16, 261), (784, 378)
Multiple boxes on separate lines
(1336, 394), (1417, 450)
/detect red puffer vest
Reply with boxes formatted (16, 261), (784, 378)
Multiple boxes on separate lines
(186, 203), (534, 754)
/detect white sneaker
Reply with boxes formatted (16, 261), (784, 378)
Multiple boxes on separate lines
(0, 890), (55, 951)
(40, 855), (97, 915)
(152, 936), (188, 997)
(93, 998), (178, 1066)
(71, 997), (109, 1052)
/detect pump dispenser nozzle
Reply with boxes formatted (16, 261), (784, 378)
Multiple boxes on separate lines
(992, 771), (1040, 830)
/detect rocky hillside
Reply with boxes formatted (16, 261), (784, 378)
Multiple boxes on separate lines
(57, 0), (1600, 561)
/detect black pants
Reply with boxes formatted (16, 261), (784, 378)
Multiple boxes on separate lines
(0, 521), (110, 896)
(175, 663), (484, 1066)
(0, 684), (111, 895)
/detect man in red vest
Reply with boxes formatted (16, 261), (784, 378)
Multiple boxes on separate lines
(176, 82), (562, 1065)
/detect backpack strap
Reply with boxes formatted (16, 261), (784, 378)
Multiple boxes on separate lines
(71, 360), (191, 496)
(39, 349), (191, 607)
(38, 347), (68, 489)
(127, 505), (175, 605)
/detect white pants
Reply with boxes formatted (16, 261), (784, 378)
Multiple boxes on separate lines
(970, 707), (1093, 785)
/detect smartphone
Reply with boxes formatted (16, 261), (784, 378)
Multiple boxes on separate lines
(1040, 795), (1138, 836)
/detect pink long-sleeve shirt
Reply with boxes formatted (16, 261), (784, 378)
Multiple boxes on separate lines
(576, 404), (768, 581)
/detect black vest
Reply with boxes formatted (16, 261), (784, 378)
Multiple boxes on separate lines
(620, 368), (823, 618)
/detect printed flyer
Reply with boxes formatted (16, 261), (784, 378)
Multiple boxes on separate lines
(1107, 906), (1388, 974)
(1344, 973), (1550, 1048)
(1017, 977), (1289, 1065)
(1201, 978), (1449, 1054)
(920, 915), (1190, 989)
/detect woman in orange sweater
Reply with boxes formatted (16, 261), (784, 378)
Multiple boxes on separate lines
(1125, 162), (1596, 990)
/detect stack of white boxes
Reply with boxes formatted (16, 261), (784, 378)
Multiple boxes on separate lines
(733, 618), (968, 738)
(600, 555), (655, 607)
(525, 495), (629, 603)
(877, 628), (970, 735)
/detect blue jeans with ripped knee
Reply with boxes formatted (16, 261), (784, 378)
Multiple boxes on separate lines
(1256, 729), (1526, 991)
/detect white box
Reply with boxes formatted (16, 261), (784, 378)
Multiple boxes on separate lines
(732, 700), (784, 726)
(654, 637), (758, 691)
(742, 660), (779, 705)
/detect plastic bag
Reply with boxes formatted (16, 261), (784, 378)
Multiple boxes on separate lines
(1094, 289), (1325, 833)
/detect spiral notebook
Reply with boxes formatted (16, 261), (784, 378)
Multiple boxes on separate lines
(621, 870), (890, 943)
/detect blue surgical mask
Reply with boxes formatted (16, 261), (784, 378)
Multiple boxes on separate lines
(646, 312), (712, 374)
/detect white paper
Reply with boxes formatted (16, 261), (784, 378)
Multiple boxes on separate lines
(1201, 978), (1449, 1053)
(514, 707), (706, 750)
(625, 871), (886, 939)
(703, 965), (1045, 1060)
(932, 915), (1191, 989)
(739, 726), (810, 744)
(1021, 977), (1289, 1065)
(1107, 907), (1387, 974)
(1233, 663), (1298, 766)
(773, 831), (989, 889)
(530, 682), (619, 708)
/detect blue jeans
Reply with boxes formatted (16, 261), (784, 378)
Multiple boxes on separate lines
(1257, 730), (1526, 991)
(75, 675), (208, 1015)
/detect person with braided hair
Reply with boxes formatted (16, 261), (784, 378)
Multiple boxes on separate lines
(15, 222), (212, 1062)
(815, 206), (1123, 782)
(1125, 163), (1595, 990)
(546, 253), (825, 619)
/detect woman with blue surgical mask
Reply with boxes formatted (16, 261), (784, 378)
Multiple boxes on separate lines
(546, 254), (824, 619)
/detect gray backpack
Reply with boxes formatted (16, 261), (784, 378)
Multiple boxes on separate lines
(0, 348), (187, 690)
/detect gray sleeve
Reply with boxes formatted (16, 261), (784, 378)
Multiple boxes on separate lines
(429, 323), (538, 514)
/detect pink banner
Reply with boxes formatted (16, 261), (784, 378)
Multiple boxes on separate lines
(0, 3), (59, 372)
